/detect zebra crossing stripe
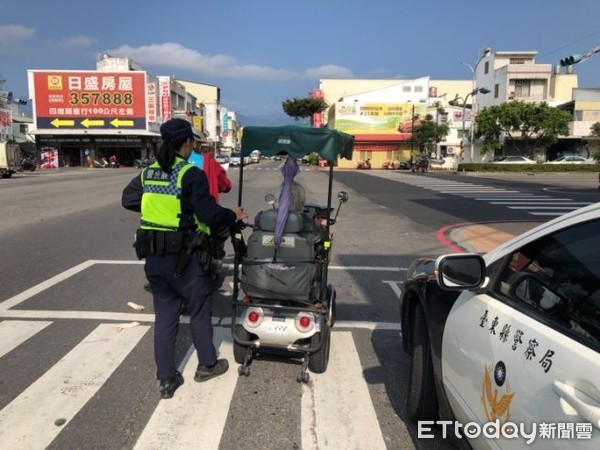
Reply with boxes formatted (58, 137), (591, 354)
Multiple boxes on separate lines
(0, 323), (149, 448)
(0, 320), (52, 358)
(301, 331), (386, 449)
(134, 327), (237, 450)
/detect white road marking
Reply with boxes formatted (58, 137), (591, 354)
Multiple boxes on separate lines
(0, 323), (149, 448)
(0, 260), (96, 311)
(507, 206), (581, 209)
(382, 280), (403, 299)
(0, 320), (52, 358)
(134, 327), (236, 450)
(0, 260), (403, 331)
(0, 309), (400, 330)
(491, 201), (588, 205)
(301, 331), (387, 449)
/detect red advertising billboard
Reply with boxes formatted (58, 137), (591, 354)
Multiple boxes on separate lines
(30, 70), (147, 131)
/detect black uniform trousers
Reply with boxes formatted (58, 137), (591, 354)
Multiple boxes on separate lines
(144, 253), (217, 381)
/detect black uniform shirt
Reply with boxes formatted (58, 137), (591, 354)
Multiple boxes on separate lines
(122, 161), (236, 231)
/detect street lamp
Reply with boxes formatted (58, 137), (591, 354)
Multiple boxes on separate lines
(449, 87), (490, 162)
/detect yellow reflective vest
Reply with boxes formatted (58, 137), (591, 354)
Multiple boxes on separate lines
(140, 157), (210, 234)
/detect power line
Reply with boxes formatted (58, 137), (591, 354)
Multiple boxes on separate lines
(539, 29), (600, 58)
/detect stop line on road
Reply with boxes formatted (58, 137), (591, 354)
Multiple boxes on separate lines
(0, 259), (405, 330)
(368, 172), (592, 217)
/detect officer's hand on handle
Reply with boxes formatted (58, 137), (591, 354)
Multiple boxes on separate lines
(234, 206), (248, 221)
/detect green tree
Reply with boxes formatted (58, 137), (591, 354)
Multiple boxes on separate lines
(589, 122), (600, 161)
(282, 96), (328, 122)
(412, 113), (450, 156)
(475, 101), (571, 157)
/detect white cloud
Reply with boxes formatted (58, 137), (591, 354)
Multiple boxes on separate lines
(107, 42), (353, 82)
(0, 24), (35, 46)
(367, 68), (392, 77)
(304, 64), (354, 79)
(59, 35), (96, 47)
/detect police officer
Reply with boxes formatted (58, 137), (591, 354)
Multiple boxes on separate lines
(122, 118), (246, 399)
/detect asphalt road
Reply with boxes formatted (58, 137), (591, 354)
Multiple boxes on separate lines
(0, 162), (596, 449)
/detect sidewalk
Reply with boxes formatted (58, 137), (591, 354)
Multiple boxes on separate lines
(446, 221), (541, 254)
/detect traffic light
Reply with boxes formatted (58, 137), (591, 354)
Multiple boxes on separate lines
(560, 54), (583, 67)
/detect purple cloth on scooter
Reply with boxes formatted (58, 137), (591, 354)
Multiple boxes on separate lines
(274, 157), (300, 250)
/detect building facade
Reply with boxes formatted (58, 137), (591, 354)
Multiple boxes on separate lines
(320, 77), (473, 168)
(26, 54), (238, 167)
(472, 49), (600, 159)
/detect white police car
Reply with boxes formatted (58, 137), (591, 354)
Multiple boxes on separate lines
(400, 202), (600, 448)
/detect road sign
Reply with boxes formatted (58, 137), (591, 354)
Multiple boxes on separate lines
(29, 70), (148, 132)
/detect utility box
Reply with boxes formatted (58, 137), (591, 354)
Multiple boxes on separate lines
(0, 141), (21, 178)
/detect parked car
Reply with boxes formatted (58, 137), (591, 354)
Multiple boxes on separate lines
(229, 151), (251, 166)
(399, 203), (600, 448)
(494, 155), (536, 164)
(215, 154), (230, 165)
(544, 155), (596, 164)
(230, 152), (242, 166)
(250, 149), (261, 163)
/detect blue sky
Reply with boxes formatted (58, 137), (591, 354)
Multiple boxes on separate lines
(2, 0), (600, 124)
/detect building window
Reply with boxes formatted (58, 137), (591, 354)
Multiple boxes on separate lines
(414, 86), (423, 92)
(403, 86), (411, 92)
(484, 61), (489, 74)
(494, 84), (499, 98)
(509, 57), (528, 64)
(514, 80), (531, 98)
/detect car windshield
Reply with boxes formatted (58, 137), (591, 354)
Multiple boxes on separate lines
(231, 152), (241, 157)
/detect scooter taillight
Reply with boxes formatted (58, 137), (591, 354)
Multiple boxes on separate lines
(295, 313), (314, 333)
(245, 307), (263, 328)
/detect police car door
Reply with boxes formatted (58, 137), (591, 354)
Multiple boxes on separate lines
(442, 217), (600, 449)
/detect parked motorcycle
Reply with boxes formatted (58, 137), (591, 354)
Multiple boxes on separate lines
(134, 158), (153, 169)
(382, 161), (396, 170)
(20, 157), (36, 171)
(411, 157), (429, 173)
(356, 158), (372, 170)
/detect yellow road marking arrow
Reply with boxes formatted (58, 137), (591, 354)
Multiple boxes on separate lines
(110, 118), (134, 128)
(81, 118), (105, 128)
(50, 118), (75, 128)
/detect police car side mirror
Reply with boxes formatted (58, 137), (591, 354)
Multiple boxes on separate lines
(435, 254), (486, 290)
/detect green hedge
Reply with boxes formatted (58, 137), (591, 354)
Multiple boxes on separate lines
(456, 163), (600, 173)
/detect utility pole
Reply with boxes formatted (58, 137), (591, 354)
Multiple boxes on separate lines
(449, 87), (490, 162)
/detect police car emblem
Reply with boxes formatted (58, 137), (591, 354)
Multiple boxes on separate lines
(494, 361), (506, 387)
(481, 362), (514, 423)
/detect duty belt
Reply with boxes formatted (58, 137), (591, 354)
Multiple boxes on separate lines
(134, 230), (187, 258)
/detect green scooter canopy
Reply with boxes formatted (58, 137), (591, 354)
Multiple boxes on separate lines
(240, 125), (354, 161)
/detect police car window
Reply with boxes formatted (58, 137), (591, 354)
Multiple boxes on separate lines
(493, 219), (600, 346)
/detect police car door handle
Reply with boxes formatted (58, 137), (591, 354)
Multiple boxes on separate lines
(553, 380), (600, 429)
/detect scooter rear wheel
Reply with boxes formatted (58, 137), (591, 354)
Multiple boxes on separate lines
(233, 325), (252, 364)
(308, 324), (331, 374)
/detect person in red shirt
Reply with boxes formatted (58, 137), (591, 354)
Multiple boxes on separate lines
(200, 149), (232, 203)
(187, 145), (233, 286)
